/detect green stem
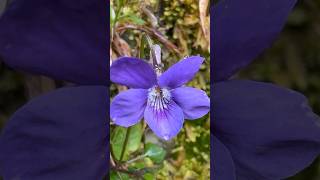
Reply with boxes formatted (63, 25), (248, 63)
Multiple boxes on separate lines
(120, 126), (131, 161)
(110, 126), (118, 164)
(126, 154), (147, 164)
(111, 1), (124, 42)
(113, 2), (123, 30)
(139, 34), (146, 59)
(116, 171), (123, 180)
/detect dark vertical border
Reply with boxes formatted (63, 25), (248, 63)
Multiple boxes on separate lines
(106, 0), (111, 178)
(210, 2), (214, 179)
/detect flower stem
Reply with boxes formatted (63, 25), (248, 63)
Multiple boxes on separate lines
(126, 154), (147, 164)
(119, 126), (131, 162)
(116, 171), (123, 180)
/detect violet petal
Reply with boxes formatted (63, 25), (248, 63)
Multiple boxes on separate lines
(158, 56), (204, 89)
(110, 89), (147, 127)
(110, 57), (157, 89)
(212, 134), (236, 180)
(172, 87), (210, 120)
(0, 0), (107, 85)
(214, 80), (320, 179)
(0, 86), (108, 179)
(144, 100), (184, 140)
(213, 0), (297, 81)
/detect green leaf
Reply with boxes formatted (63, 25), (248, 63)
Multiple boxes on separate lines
(143, 173), (155, 180)
(144, 143), (166, 164)
(126, 123), (143, 154)
(110, 171), (130, 180)
(116, 0), (124, 7)
(120, 14), (145, 25)
(111, 123), (143, 161)
(110, 6), (116, 26)
(129, 162), (145, 170)
(111, 126), (127, 160)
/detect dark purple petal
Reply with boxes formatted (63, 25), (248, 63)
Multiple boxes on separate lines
(212, 134), (236, 180)
(0, 0), (107, 85)
(144, 100), (184, 140)
(110, 89), (147, 127)
(0, 86), (107, 179)
(214, 80), (320, 179)
(110, 57), (157, 89)
(158, 56), (204, 89)
(213, 0), (297, 81)
(172, 87), (210, 120)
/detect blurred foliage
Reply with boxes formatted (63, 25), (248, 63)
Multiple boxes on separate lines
(239, 0), (320, 179)
(0, 62), (26, 131)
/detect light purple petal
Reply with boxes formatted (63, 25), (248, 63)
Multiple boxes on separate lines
(144, 100), (184, 140)
(213, 0), (297, 81)
(110, 57), (157, 89)
(110, 89), (147, 127)
(172, 87), (210, 120)
(214, 80), (320, 179)
(158, 56), (204, 89)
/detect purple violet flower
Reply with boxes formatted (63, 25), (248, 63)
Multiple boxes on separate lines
(0, 0), (318, 180)
(212, 0), (320, 179)
(110, 56), (210, 140)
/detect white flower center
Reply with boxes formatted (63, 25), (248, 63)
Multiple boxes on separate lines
(147, 86), (171, 111)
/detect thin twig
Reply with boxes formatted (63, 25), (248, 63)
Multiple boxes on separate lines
(110, 154), (116, 167)
(126, 154), (147, 164)
(110, 165), (143, 178)
(116, 23), (181, 55)
(111, 164), (161, 178)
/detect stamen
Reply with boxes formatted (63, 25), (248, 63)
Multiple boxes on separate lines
(147, 86), (171, 111)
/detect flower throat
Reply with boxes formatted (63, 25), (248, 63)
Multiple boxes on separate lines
(147, 86), (171, 111)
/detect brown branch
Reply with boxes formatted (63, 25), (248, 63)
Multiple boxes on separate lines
(116, 23), (181, 55)
(110, 163), (161, 179)
(110, 154), (116, 167)
(110, 164), (144, 178)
